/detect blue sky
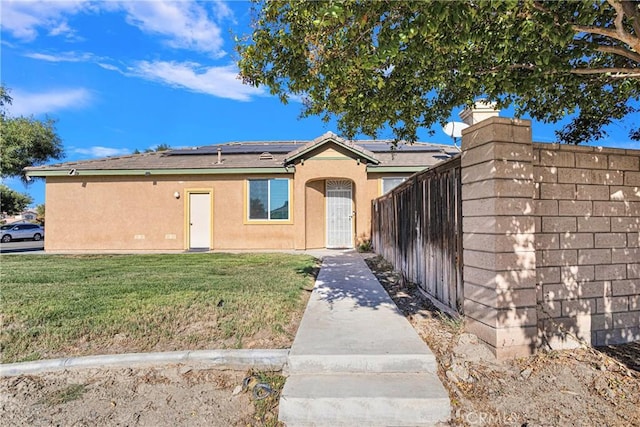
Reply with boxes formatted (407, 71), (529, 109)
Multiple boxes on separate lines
(2, 0), (639, 207)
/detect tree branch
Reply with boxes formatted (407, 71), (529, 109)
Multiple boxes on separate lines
(575, 1), (640, 54)
(607, 0), (627, 37)
(596, 44), (640, 63)
(573, 24), (640, 51)
(620, 0), (640, 36)
(571, 67), (640, 78)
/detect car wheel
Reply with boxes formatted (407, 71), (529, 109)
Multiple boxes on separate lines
(33, 233), (42, 241)
(1, 235), (11, 243)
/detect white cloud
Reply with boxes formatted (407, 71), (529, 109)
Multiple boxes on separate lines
(8, 88), (93, 116)
(129, 60), (265, 101)
(24, 51), (97, 62)
(211, 0), (235, 22)
(287, 93), (306, 103)
(1, 39), (17, 49)
(0, 0), (93, 41)
(2, 1), (232, 56)
(97, 62), (120, 71)
(119, 1), (229, 57)
(48, 20), (73, 37)
(74, 146), (131, 158)
(24, 53), (266, 103)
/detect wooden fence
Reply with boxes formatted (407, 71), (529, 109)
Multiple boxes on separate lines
(371, 156), (463, 313)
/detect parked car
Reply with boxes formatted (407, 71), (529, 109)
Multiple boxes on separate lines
(0, 223), (45, 243)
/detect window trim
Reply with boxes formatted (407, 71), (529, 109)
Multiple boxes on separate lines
(244, 178), (293, 225)
(380, 176), (408, 195)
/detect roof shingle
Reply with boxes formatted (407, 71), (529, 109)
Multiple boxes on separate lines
(25, 133), (458, 175)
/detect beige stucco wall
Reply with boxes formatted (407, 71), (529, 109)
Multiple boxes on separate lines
(46, 175), (186, 251)
(305, 180), (326, 249)
(292, 143), (374, 249)
(44, 142), (400, 252)
(45, 174), (297, 251)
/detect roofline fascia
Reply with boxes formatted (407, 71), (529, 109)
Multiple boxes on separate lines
(285, 138), (380, 165)
(25, 167), (294, 178)
(366, 166), (428, 173)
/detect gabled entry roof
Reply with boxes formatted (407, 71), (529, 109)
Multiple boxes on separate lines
(284, 132), (380, 165)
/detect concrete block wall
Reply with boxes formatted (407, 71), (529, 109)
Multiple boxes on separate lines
(533, 143), (640, 348)
(461, 118), (538, 359)
(461, 117), (640, 358)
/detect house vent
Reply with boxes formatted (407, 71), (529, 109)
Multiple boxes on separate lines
(259, 152), (274, 160)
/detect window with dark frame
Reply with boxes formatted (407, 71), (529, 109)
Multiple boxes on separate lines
(248, 178), (290, 221)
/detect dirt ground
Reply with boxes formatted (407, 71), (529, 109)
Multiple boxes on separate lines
(0, 365), (276, 426)
(365, 255), (640, 427)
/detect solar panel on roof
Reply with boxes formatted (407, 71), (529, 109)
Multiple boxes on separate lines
(358, 142), (448, 152)
(165, 140), (450, 156)
(166, 142), (306, 155)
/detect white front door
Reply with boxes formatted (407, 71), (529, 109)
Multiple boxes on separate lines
(189, 193), (211, 249)
(326, 180), (353, 248)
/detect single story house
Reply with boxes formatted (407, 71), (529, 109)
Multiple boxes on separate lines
(1, 210), (38, 223)
(25, 132), (457, 251)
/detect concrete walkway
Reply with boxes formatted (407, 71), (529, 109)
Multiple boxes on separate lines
(279, 253), (450, 426)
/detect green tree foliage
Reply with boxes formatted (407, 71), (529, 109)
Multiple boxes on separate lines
(0, 85), (64, 181)
(238, 0), (640, 144)
(0, 185), (33, 216)
(35, 203), (45, 225)
(151, 143), (172, 152)
(0, 85), (12, 109)
(133, 143), (172, 154)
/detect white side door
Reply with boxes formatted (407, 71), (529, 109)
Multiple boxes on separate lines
(326, 180), (353, 248)
(189, 193), (211, 249)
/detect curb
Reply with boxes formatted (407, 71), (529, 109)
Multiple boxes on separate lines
(0, 349), (290, 377)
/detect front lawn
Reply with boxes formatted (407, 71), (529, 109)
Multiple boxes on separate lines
(0, 253), (317, 363)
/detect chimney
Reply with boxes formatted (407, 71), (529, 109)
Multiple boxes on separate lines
(216, 146), (222, 164)
(459, 100), (500, 125)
